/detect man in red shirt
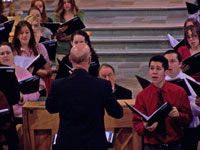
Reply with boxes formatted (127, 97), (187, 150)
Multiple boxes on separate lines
(132, 55), (192, 150)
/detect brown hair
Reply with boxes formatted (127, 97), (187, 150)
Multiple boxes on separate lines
(54, 0), (81, 22)
(12, 20), (38, 56)
(184, 25), (200, 48)
(31, 0), (48, 23)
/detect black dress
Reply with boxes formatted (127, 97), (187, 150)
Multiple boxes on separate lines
(56, 53), (100, 79)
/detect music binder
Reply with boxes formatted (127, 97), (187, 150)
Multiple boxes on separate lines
(40, 40), (57, 60)
(43, 16), (85, 35)
(135, 75), (151, 89)
(0, 19), (14, 42)
(182, 52), (200, 75)
(26, 54), (47, 75)
(186, 2), (199, 15)
(167, 33), (184, 51)
(186, 78), (200, 97)
(125, 102), (172, 126)
(19, 76), (40, 94)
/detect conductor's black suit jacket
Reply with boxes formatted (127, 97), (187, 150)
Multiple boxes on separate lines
(46, 69), (123, 150)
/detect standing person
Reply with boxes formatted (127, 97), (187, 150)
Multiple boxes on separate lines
(0, 43), (20, 150)
(98, 63), (132, 100)
(52, 0), (84, 64)
(30, 0), (53, 23)
(28, 6), (53, 40)
(132, 55), (192, 150)
(0, 0), (7, 23)
(24, 15), (48, 43)
(56, 30), (99, 79)
(0, 42), (40, 125)
(46, 43), (123, 150)
(164, 50), (200, 150)
(178, 25), (200, 82)
(12, 20), (52, 96)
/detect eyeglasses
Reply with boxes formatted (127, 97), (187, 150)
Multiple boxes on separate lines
(186, 34), (198, 40)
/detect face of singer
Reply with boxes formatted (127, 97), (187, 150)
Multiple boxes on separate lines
(0, 45), (13, 66)
(18, 25), (31, 46)
(34, 1), (43, 14)
(31, 20), (40, 33)
(98, 66), (116, 88)
(164, 53), (181, 78)
(186, 29), (200, 48)
(29, 9), (42, 22)
(63, 0), (72, 12)
(149, 61), (166, 88)
(71, 35), (86, 46)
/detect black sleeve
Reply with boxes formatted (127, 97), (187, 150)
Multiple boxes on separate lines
(88, 54), (100, 77)
(56, 55), (72, 79)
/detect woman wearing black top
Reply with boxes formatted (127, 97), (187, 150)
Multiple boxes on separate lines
(56, 30), (100, 79)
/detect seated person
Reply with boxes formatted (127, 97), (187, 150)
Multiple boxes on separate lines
(0, 42), (40, 124)
(98, 63), (132, 99)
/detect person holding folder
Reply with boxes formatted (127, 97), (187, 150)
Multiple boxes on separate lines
(164, 50), (200, 150)
(0, 42), (40, 124)
(12, 20), (52, 96)
(46, 43), (123, 150)
(178, 21), (200, 82)
(52, 0), (84, 66)
(132, 55), (192, 150)
(30, 0), (53, 23)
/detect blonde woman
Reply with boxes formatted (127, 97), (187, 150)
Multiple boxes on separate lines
(24, 14), (48, 43)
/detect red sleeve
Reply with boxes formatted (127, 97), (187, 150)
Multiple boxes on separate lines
(174, 89), (193, 127)
(132, 93), (146, 136)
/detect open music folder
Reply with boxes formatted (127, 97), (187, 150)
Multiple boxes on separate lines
(40, 40), (57, 60)
(43, 16), (85, 35)
(0, 19), (14, 42)
(186, 78), (200, 97)
(19, 76), (40, 94)
(125, 102), (172, 126)
(182, 52), (200, 76)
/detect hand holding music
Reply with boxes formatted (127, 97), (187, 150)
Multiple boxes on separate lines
(144, 122), (158, 132)
(168, 106), (179, 117)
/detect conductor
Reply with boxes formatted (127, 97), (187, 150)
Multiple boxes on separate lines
(46, 43), (123, 150)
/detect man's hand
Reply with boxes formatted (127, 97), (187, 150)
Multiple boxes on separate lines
(144, 122), (158, 132)
(168, 106), (179, 117)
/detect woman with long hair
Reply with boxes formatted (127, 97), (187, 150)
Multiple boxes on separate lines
(52, 0), (84, 66)
(12, 20), (52, 96)
(30, 0), (53, 23)
(178, 23), (200, 82)
(56, 30), (99, 79)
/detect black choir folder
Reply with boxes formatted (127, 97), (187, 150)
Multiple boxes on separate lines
(182, 52), (200, 75)
(57, 58), (73, 72)
(135, 75), (191, 96)
(0, 19), (14, 42)
(186, 78), (200, 97)
(43, 16), (85, 35)
(125, 102), (172, 126)
(26, 54), (46, 74)
(19, 76), (40, 94)
(41, 40), (57, 60)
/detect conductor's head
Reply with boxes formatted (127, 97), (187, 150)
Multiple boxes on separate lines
(69, 43), (91, 71)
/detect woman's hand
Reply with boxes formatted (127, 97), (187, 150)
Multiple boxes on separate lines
(144, 122), (158, 132)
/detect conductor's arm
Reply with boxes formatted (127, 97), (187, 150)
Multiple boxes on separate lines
(105, 82), (123, 119)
